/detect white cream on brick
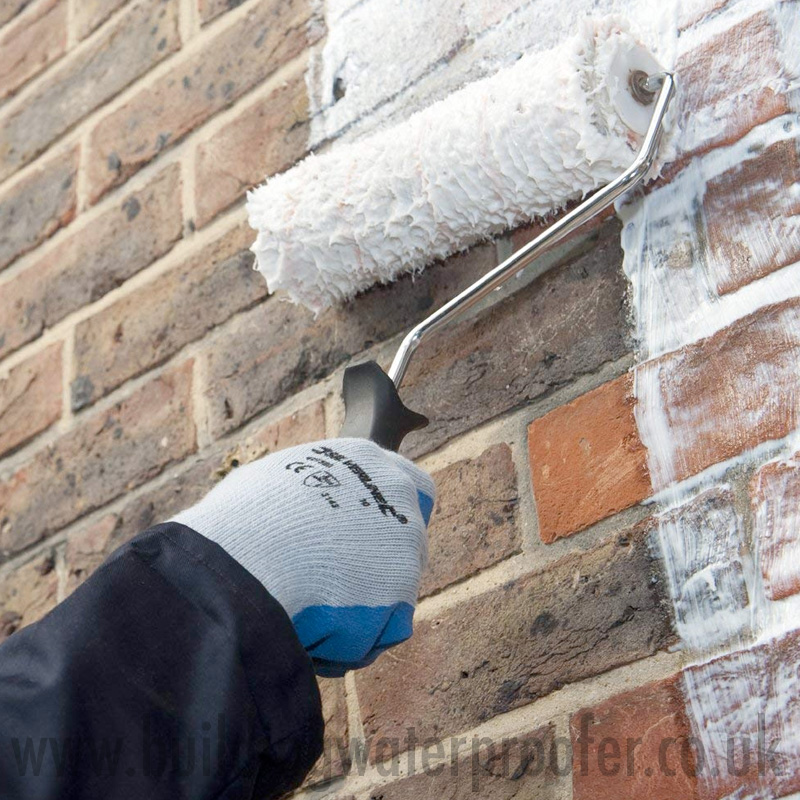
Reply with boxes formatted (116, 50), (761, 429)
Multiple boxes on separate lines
(248, 20), (660, 312)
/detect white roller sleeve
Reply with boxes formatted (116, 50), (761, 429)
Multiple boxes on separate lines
(247, 19), (662, 313)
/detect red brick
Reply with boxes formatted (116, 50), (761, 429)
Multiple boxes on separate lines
(570, 676), (698, 800)
(401, 220), (630, 458)
(750, 454), (800, 601)
(0, 164), (182, 361)
(675, 11), (791, 160)
(0, 0), (67, 101)
(356, 526), (672, 758)
(0, 145), (77, 273)
(528, 373), (651, 544)
(0, 0), (179, 181)
(704, 139), (800, 295)
(306, 678), (351, 786)
(362, 725), (557, 799)
(86, 0), (319, 203)
(421, 443), (521, 598)
(74, 0), (128, 39)
(682, 630), (800, 800)
(638, 298), (800, 489)
(72, 220), (264, 409)
(195, 64), (309, 227)
(0, 361), (196, 559)
(200, 243), (497, 439)
(0, 549), (59, 643)
(0, 343), (62, 457)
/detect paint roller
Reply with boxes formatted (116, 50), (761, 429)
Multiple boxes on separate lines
(247, 20), (675, 451)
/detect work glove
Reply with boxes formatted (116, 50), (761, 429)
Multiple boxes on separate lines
(172, 438), (435, 677)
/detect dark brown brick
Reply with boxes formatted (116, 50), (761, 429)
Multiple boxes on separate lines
(74, 0), (128, 39)
(421, 443), (521, 598)
(0, 0), (67, 102)
(0, 164), (182, 360)
(0, 549), (58, 643)
(401, 219), (630, 458)
(362, 725), (557, 799)
(306, 678), (351, 787)
(356, 525), (672, 758)
(201, 244), (497, 439)
(0, 361), (196, 559)
(195, 64), (309, 227)
(72, 220), (264, 409)
(0, 145), (77, 273)
(86, 0), (319, 203)
(0, 0), (179, 180)
(0, 343), (62, 457)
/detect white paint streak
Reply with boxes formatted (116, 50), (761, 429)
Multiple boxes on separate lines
(249, 21), (661, 312)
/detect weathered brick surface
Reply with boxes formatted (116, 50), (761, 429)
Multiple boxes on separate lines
(528, 373), (650, 544)
(306, 677), (351, 786)
(682, 630), (800, 800)
(0, 0), (66, 101)
(401, 220), (630, 458)
(86, 0), (318, 203)
(0, 164), (182, 361)
(0, 361), (195, 559)
(0, 0), (180, 181)
(421, 443), (521, 598)
(675, 10), (792, 159)
(570, 676), (697, 800)
(195, 65), (309, 227)
(361, 725), (557, 799)
(0, 342), (62, 457)
(74, 0), (128, 40)
(0, 0), (35, 27)
(214, 399), (326, 478)
(356, 526), (672, 757)
(0, 549), (59, 644)
(705, 139), (800, 295)
(0, 145), (77, 273)
(72, 220), (263, 409)
(639, 297), (800, 489)
(750, 454), (800, 601)
(201, 244), (496, 439)
(198, 0), (244, 25)
(63, 398), (326, 584)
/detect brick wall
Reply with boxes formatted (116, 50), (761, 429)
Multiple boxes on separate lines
(1, 1), (798, 798)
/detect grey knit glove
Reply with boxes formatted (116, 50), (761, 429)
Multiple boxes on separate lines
(172, 438), (435, 676)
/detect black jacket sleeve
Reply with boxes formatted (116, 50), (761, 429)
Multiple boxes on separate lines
(0, 522), (324, 800)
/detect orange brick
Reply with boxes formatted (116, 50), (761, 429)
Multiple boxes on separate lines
(86, 0), (318, 203)
(704, 140), (800, 295)
(570, 676), (698, 800)
(0, 0), (67, 102)
(194, 64), (309, 227)
(528, 373), (651, 543)
(750, 454), (800, 601)
(638, 297), (800, 489)
(0, 343), (62, 457)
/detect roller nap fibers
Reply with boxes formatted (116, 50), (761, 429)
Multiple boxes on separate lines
(247, 19), (662, 313)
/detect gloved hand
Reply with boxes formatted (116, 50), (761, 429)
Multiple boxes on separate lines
(172, 438), (435, 677)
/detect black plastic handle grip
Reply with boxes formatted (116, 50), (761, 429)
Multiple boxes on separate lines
(339, 361), (428, 451)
